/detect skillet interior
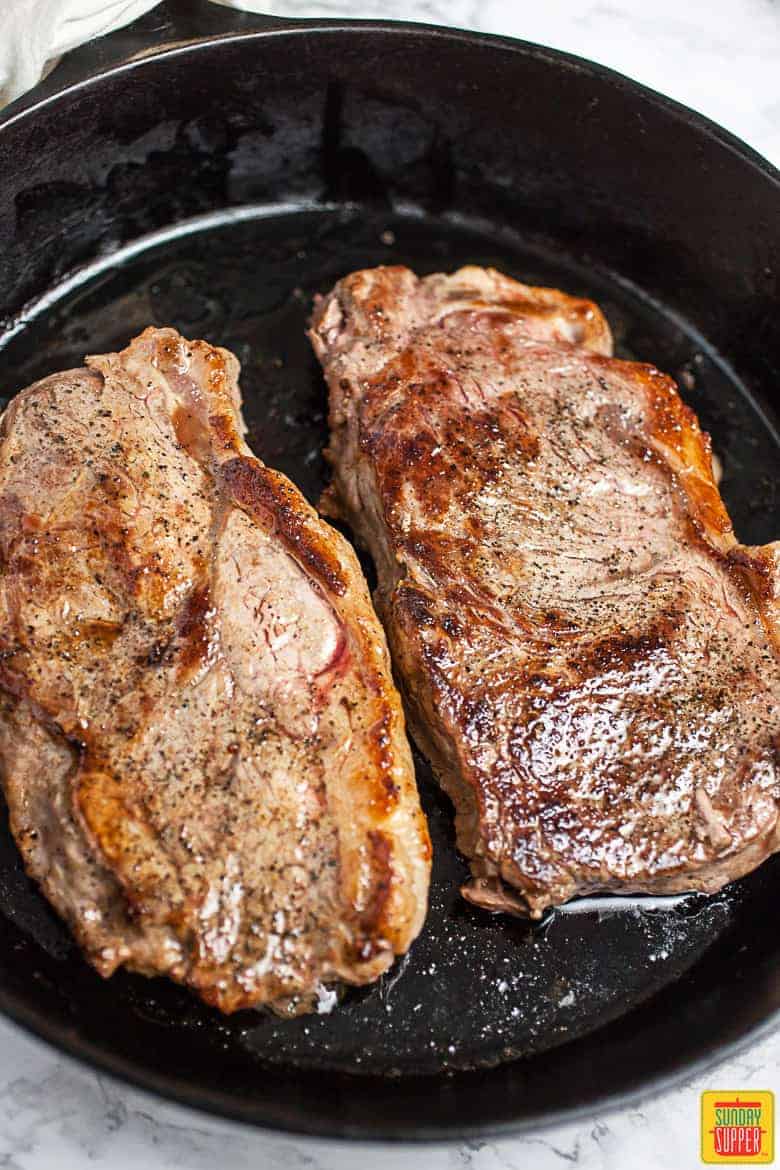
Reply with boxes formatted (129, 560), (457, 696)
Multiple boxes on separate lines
(0, 12), (778, 1139)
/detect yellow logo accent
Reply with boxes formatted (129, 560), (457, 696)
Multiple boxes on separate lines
(701, 1091), (774, 1163)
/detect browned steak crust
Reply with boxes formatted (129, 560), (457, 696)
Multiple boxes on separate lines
(0, 327), (430, 1013)
(310, 265), (780, 918)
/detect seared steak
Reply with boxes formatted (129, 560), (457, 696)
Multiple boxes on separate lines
(0, 327), (430, 1013)
(310, 265), (780, 917)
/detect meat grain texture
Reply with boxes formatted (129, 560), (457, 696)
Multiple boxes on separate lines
(0, 327), (430, 1014)
(311, 265), (780, 918)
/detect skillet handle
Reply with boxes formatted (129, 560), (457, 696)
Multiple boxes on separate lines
(3, 0), (294, 117)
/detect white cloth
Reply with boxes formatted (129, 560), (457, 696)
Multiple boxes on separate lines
(0, 0), (162, 106)
(0, 0), (456, 109)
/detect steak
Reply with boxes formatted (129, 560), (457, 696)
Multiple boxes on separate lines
(310, 264), (780, 917)
(0, 327), (430, 1013)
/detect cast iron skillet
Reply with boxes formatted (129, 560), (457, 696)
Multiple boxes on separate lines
(0, 0), (778, 1142)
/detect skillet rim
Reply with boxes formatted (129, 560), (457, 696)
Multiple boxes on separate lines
(1, 976), (780, 1142)
(1, 18), (778, 185)
(0, 17), (778, 1141)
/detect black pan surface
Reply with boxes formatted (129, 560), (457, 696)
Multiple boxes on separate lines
(0, 3), (778, 1140)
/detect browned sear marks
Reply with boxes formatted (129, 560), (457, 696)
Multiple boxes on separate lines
(310, 263), (780, 919)
(0, 326), (430, 1015)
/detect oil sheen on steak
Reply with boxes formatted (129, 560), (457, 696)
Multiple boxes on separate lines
(310, 265), (780, 918)
(0, 327), (430, 1013)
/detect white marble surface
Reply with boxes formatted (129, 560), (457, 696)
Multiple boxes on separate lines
(1, 1), (778, 1167)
